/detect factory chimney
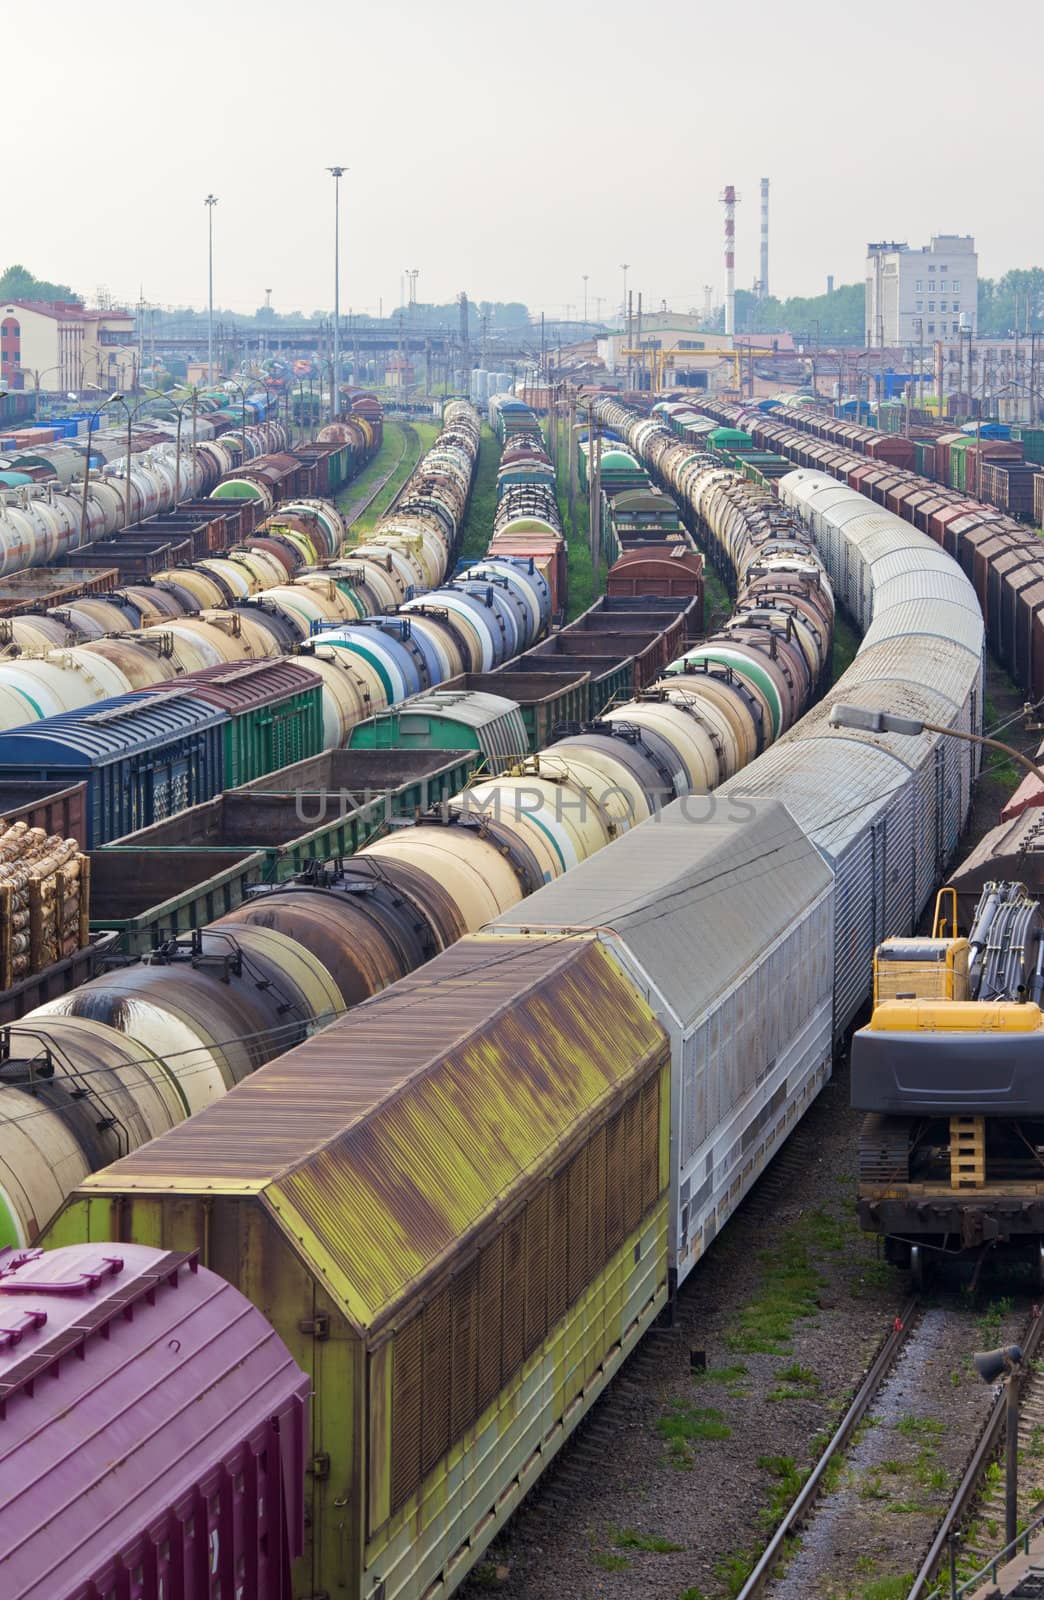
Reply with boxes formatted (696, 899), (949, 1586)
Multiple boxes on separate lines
(720, 185), (739, 335)
(759, 178), (769, 300)
(827, 274), (835, 295)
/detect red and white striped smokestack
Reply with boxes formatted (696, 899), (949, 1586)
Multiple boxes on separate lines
(720, 184), (740, 336)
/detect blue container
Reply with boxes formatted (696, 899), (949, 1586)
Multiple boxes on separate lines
(0, 692), (228, 846)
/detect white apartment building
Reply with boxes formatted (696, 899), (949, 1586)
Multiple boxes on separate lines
(865, 235), (977, 347)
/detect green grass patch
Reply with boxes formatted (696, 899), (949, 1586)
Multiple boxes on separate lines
(678, 1589), (708, 1600)
(593, 1551), (630, 1572)
(694, 1363), (749, 1385)
(457, 424), (501, 561)
(727, 1226), (825, 1355)
(895, 1415), (944, 1437)
(713, 1552), (755, 1598)
(977, 1296), (1013, 1346)
(610, 1527), (683, 1553)
(756, 1453), (806, 1529)
(861, 1578), (914, 1600)
(831, 610), (860, 681)
(655, 1401), (731, 1465)
(341, 419), (439, 542)
(888, 1498), (930, 1515)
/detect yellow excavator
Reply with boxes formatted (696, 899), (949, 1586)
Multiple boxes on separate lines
(854, 881), (1044, 1287)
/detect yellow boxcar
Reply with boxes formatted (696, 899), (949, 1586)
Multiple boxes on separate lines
(50, 933), (671, 1600)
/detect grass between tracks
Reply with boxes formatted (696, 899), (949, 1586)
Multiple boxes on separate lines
(339, 419), (439, 542)
(552, 425), (608, 621)
(458, 425), (501, 561)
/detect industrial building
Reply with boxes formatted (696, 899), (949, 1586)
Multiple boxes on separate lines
(0, 299), (137, 395)
(865, 235), (977, 347)
(597, 312), (735, 390)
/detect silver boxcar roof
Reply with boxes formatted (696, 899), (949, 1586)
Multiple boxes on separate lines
(487, 796), (832, 1023)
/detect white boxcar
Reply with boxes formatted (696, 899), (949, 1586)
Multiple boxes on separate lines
(486, 796), (835, 1288)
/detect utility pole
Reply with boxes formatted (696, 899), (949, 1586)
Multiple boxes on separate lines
(205, 194), (218, 384)
(582, 274), (589, 324)
(459, 291), (470, 383)
(327, 166), (346, 421)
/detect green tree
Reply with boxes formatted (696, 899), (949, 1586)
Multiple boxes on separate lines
(0, 264), (82, 303)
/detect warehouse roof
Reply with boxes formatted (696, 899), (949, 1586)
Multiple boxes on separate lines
(78, 935), (667, 1335)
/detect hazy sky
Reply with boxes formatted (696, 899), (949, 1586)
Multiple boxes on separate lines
(10, 0), (1039, 320)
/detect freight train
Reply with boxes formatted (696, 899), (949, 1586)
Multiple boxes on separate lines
(0, 422), (830, 1254)
(0, 406), (488, 772)
(0, 389), (382, 576)
(30, 452), (987, 1600)
(486, 394), (568, 617)
(688, 394), (1044, 703)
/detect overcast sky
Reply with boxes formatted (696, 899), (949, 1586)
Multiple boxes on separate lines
(10, 0), (1038, 320)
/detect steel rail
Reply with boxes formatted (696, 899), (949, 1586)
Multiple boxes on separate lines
(909, 1304), (1044, 1600)
(342, 421), (416, 529)
(734, 1296), (921, 1600)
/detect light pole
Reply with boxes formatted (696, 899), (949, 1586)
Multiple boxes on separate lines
(78, 389), (119, 547)
(327, 166), (347, 422)
(973, 1344), (1024, 1547)
(827, 704), (1044, 790)
(26, 365), (63, 422)
(205, 194), (218, 385)
(582, 274), (589, 325)
(143, 386), (199, 506)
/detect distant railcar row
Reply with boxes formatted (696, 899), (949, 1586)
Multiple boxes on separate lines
(690, 394), (1044, 701)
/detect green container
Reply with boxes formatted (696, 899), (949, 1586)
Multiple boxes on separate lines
(444, 671), (591, 753)
(349, 689), (529, 767)
(709, 427), (753, 452)
(949, 436), (974, 490)
(223, 685), (325, 789)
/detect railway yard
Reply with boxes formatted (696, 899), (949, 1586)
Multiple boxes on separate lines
(6, 345), (1044, 1600)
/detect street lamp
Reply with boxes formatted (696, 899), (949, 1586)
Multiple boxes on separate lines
(24, 364), (64, 423)
(142, 386), (200, 507)
(327, 166), (347, 423)
(827, 704), (1044, 790)
(205, 194), (218, 384)
(582, 275), (589, 325)
(77, 389), (119, 548)
(973, 1344), (1023, 1547)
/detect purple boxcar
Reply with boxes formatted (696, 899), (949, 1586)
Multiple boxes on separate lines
(0, 1242), (309, 1600)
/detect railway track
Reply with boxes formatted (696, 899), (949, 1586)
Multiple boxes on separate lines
(341, 419), (417, 527)
(729, 1300), (1042, 1600)
(911, 1307), (1044, 1600)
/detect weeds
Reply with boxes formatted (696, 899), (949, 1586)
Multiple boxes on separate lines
(728, 1226), (824, 1354)
(656, 1402), (731, 1465)
(694, 1363), (749, 1385)
(713, 1552), (755, 1598)
(896, 1415), (944, 1438)
(594, 1551), (630, 1572)
(610, 1527), (683, 1553)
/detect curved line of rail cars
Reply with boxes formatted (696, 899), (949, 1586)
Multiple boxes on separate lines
(39, 465), (986, 1600)
(486, 395), (568, 619)
(0, 391), (383, 577)
(0, 406), (501, 766)
(691, 395), (1044, 703)
(0, 424), (831, 1249)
